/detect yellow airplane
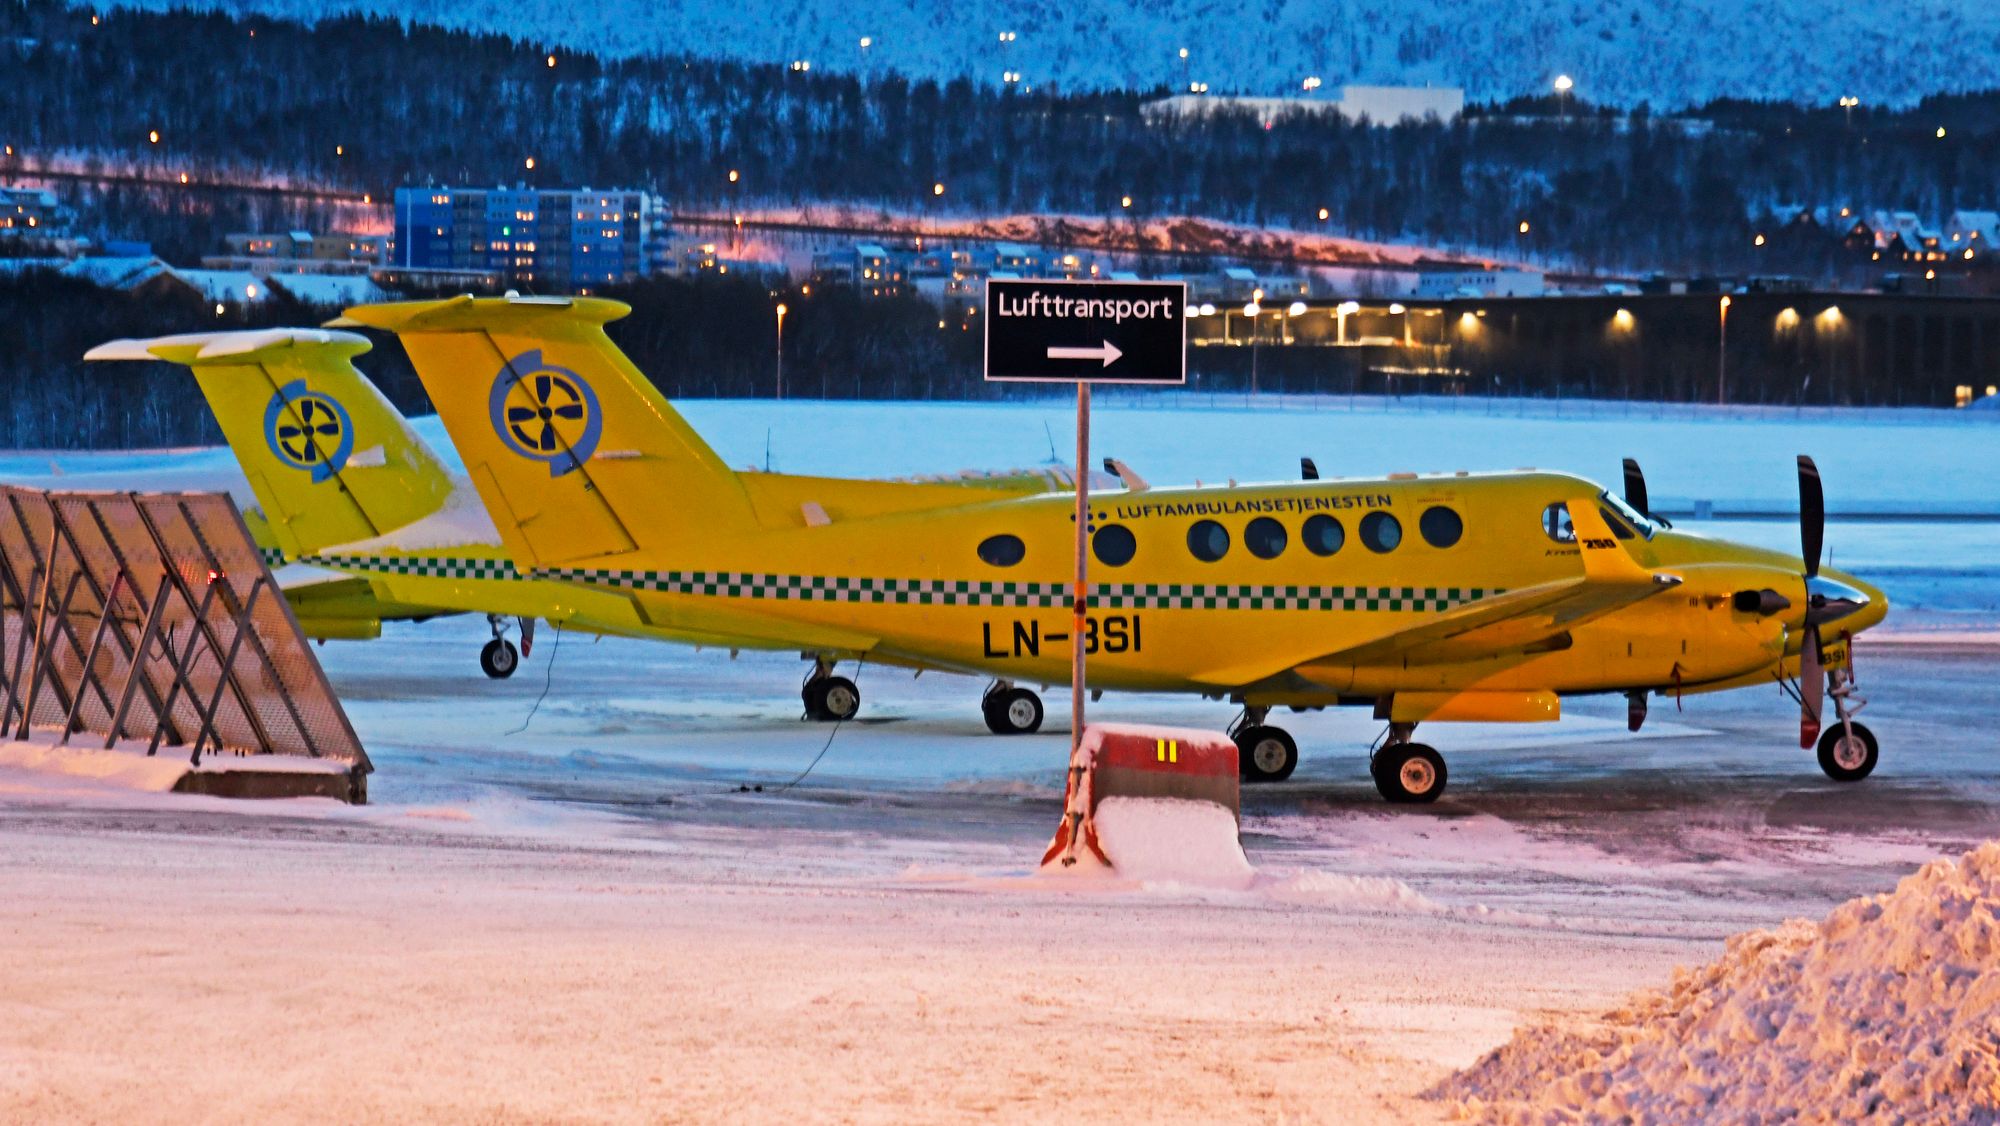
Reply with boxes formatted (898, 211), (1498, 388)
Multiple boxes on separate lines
(86, 328), (1057, 709)
(336, 295), (1889, 802)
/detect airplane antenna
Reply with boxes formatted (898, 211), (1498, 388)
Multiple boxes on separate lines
(1043, 421), (1061, 465)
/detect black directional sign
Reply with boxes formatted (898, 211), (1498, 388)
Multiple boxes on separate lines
(984, 279), (1187, 384)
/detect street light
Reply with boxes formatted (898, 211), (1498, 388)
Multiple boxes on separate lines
(1553, 74), (1573, 120)
(774, 304), (787, 400)
(1718, 295), (1731, 405)
(1839, 95), (1858, 128)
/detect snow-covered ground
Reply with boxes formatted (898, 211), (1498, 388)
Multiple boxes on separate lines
(2, 396), (1997, 1121)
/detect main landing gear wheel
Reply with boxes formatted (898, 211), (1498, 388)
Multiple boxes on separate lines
(1236, 725), (1298, 783)
(480, 638), (519, 680)
(1373, 743), (1447, 803)
(803, 676), (861, 722)
(1817, 722), (1878, 782)
(982, 687), (1044, 735)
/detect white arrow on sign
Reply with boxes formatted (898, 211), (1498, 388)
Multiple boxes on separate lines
(1046, 340), (1123, 368)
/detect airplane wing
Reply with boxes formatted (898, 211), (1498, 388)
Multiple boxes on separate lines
(1195, 497), (1683, 689)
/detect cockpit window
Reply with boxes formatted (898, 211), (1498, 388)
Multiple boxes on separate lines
(1599, 491), (1660, 539)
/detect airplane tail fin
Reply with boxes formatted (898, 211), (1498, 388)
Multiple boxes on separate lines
(334, 296), (754, 570)
(85, 329), (455, 558)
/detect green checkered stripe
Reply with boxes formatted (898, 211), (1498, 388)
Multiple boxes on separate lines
(299, 553), (526, 581)
(259, 547), (287, 567)
(535, 567), (1497, 612)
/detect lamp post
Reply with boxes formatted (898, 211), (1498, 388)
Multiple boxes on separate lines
(1243, 301), (1262, 395)
(775, 303), (788, 400)
(1553, 74), (1574, 121)
(1717, 295), (1731, 405)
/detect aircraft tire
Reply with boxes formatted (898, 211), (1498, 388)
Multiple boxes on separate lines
(804, 676), (861, 722)
(1373, 744), (1446, 803)
(480, 638), (519, 679)
(982, 688), (1044, 735)
(1236, 725), (1298, 783)
(1816, 722), (1878, 782)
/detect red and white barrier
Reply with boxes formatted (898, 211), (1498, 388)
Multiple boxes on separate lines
(1041, 723), (1248, 883)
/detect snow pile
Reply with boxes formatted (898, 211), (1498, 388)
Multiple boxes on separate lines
(1090, 796), (1254, 890)
(1262, 870), (1444, 914)
(1435, 841), (2000, 1123)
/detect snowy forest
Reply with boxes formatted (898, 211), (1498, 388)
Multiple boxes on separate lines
(2, 1), (1998, 274)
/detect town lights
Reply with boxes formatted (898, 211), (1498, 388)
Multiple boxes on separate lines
(1613, 308), (1635, 330)
(1286, 301), (1308, 316)
(728, 169), (739, 183)
(932, 182), (945, 196)
(1336, 301), (1360, 315)
(1388, 303), (1406, 314)
(859, 36), (871, 48)
(1301, 76), (1322, 93)
(1242, 302), (1261, 317)
(1518, 220), (1530, 235)
(546, 54), (556, 67)
(1197, 303), (1216, 316)
(998, 31), (1016, 42)
(1754, 234), (1766, 246)
(147, 129), (159, 144)
(1553, 74), (1574, 92)
(525, 156), (536, 170)
(1776, 307), (1800, 330)
(1318, 207), (1329, 220)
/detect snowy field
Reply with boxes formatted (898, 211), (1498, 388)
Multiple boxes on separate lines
(2, 396), (1998, 1122)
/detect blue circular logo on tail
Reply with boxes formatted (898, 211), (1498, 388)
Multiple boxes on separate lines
(489, 350), (601, 478)
(263, 381), (354, 483)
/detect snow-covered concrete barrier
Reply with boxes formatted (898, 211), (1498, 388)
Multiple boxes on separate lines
(1435, 840), (2000, 1122)
(1041, 723), (1249, 886)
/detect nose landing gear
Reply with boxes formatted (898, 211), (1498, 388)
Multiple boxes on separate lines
(1813, 662), (1877, 782)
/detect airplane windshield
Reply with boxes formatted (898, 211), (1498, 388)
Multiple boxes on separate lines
(1599, 490), (1661, 539)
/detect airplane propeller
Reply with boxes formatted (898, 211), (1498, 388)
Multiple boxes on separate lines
(1794, 454), (1873, 746)
(1798, 455), (1827, 740)
(1621, 457), (1650, 521)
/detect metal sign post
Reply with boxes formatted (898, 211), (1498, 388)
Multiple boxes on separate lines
(983, 278), (1186, 753)
(1070, 381), (1089, 753)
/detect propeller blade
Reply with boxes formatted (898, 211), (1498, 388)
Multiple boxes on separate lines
(1798, 455), (1824, 579)
(1621, 457), (1649, 518)
(1800, 625), (1824, 748)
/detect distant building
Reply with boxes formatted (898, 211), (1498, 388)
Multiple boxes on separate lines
(392, 186), (668, 292)
(0, 187), (71, 238)
(1140, 85), (1464, 127)
(206, 230), (388, 275)
(1413, 267), (1546, 299)
(1947, 210), (1997, 261)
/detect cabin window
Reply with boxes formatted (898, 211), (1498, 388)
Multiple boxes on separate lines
(1092, 524), (1137, 567)
(1244, 517), (1287, 559)
(1542, 502), (1576, 544)
(1302, 514), (1345, 556)
(1597, 506), (1636, 540)
(976, 533), (1025, 567)
(1186, 519), (1230, 562)
(1419, 506), (1463, 548)
(1359, 511), (1402, 553)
